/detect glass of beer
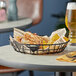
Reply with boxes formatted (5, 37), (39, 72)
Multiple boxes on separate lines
(65, 2), (76, 46)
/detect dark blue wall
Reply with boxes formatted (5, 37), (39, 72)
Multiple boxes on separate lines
(26, 0), (70, 35)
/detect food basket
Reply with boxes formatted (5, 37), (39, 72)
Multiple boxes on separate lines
(10, 36), (69, 55)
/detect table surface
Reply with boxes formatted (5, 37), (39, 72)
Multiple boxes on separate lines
(0, 45), (76, 72)
(0, 18), (32, 33)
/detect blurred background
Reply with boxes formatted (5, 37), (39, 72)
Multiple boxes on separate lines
(0, 0), (74, 76)
(0, 0), (71, 46)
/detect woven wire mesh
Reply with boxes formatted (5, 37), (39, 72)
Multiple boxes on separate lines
(10, 38), (69, 55)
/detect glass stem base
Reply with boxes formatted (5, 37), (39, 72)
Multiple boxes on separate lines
(69, 31), (76, 46)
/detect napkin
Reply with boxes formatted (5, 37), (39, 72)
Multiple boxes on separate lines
(56, 51), (76, 63)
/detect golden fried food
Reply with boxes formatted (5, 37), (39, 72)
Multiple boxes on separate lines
(14, 28), (49, 44)
(48, 33), (60, 44)
(13, 28), (68, 54)
(63, 37), (69, 42)
(56, 51), (76, 63)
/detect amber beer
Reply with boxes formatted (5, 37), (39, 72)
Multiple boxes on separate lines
(65, 2), (76, 45)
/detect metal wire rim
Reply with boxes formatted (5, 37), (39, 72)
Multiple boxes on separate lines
(10, 38), (70, 55)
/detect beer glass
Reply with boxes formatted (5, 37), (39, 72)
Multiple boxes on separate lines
(65, 2), (76, 45)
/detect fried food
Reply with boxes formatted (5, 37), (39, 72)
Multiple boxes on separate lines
(50, 28), (66, 38)
(14, 28), (49, 44)
(13, 28), (68, 54)
(48, 33), (60, 44)
(63, 37), (69, 42)
(56, 51), (76, 63)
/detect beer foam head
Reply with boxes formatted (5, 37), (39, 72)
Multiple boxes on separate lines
(67, 2), (76, 10)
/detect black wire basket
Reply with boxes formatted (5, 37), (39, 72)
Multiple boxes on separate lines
(10, 36), (69, 55)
